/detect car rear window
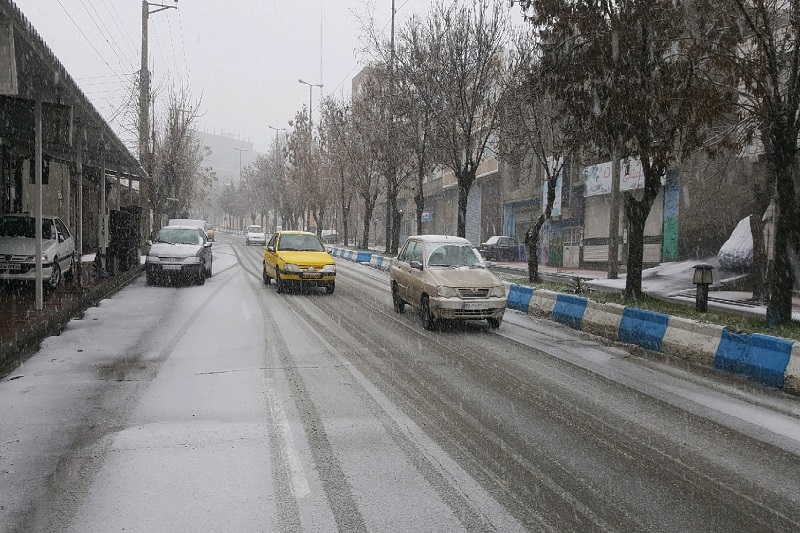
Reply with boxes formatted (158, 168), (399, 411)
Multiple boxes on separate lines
(156, 228), (202, 245)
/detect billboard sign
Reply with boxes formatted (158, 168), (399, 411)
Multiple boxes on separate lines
(620, 157), (666, 190)
(583, 161), (612, 197)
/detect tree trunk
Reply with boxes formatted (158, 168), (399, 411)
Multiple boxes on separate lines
(766, 118), (798, 326)
(749, 214), (769, 302)
(624, 198), (647, 299)
(456, 170), (474, 238)
(391, 207), (402, 255)
(361, 203), (375, 250)
(525, 215), (545, 283)
(415, 162), (426, 235)
(384, 191), (392, 254)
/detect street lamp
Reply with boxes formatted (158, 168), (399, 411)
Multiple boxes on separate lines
(298, 79), (323, 123)
(268, 125), (287, 148)
(233, 146), (248, 181)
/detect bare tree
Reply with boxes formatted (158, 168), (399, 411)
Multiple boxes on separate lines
(394, 31), (444, 237)
(331, 79), (385, 249)
(694, 0), (800, 325)
(498, 36), (580, 282)
(149, 86), (212, 230)
(320, 97), (357, 246)
(519, 0), (734, 298)
(399, 0), (510, 238)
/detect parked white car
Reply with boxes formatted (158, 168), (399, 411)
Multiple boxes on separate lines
(245, 225), (266, 246)
(145, 225), (213, 286)
(0, 213), (76, 290)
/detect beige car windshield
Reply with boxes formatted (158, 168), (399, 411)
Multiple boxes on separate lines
(427, 244), (482, 267)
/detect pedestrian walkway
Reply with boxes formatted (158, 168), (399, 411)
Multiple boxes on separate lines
(0, 257), (142, 376)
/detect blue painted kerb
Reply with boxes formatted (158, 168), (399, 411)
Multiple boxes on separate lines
(553, 293), (588, 330)
(715, 331), (793, 389)
(507, 284), (534, 311)
(618, 307), (669, 352)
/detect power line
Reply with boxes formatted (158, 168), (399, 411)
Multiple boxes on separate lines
(166, 12), (179, 81)
(55, 0), (126, 82)
(178, 9), (191, 88)
(76, 0), (135, 74)
(332, 0), (411, 95)
(97, 0), (138, 58)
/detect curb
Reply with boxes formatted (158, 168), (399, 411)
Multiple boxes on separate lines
(332, 247), (800, 396)
(0, 266), (143, 377)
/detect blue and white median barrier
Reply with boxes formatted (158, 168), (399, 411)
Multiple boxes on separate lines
(333, 246), (800, 395)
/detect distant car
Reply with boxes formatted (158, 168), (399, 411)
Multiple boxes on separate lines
(245, 225), (266, 246)
(0, 213), (76, 290)
(390, 235), (506, 330)
(145, 225), (213, 285)
(262, 231), (336, 294)
(479, 235), (519, 262)
(204, 223), (215, 242)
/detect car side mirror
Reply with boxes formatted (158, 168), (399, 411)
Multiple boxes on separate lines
(267, 245), (275, 253)
(410, 260), (423, 271)
(483, 260), (494, 268)
(58, 234), (65, 243)
(204, 242), (212, 248)
(146, 240), (153, 246)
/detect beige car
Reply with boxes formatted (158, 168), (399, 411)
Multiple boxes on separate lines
(390, 235), (507, 330)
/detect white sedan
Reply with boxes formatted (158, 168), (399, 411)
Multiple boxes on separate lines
(0, 213), (76, 290)
(245, 225), (266, 246)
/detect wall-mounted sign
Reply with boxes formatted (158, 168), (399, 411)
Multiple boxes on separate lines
(583, 161), (612, 197)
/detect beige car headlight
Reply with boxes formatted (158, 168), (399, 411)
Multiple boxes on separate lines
(489, 285), (505, 298)
(284, 263), (299, 272)
(437, 285), (458, 298)
(321, 264), (336, 273)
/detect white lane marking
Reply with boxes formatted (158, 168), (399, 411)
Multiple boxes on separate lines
(265, 377), (311, 499)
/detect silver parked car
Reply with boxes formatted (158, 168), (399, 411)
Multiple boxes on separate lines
(0, 213), (76, 290)
(390, 235), (507, 330)
(145, 225), (213, 285)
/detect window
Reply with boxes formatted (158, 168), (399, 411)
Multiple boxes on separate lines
(427, 244), (481, 267)
(55, 218), (70, 240)
(28, 157), (49, 185)
(408, 241), (422, 263)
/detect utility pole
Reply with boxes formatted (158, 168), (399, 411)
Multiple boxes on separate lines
(140, 1), (177, 239)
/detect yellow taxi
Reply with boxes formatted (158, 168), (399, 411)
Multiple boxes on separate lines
(262, 231), (336, 294)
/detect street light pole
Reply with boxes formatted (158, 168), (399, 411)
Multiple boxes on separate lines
(233, 146), (247, 182)
(268, 125), (287, 148)
(298, 79), (323, 123)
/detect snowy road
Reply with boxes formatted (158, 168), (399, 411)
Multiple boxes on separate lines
(2, 233), (800, 532)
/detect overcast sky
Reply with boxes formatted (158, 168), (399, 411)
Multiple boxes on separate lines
(14, 0), (444, 154)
